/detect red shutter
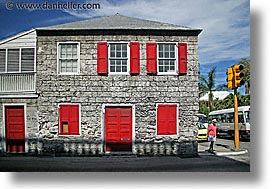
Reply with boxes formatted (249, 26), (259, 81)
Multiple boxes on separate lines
(130, 42), (140, 75)
(157, 104), (177, 135)
(146, 42), (157, 74)
(59, 105), (79, 135)
(157, 105), (167, 135)
(59, 105), (69, 134)
(69, 105), (79, 135)
(97, 42), (108, 74)
(167, 105), (177, 134)
(178, 43), (188, 75)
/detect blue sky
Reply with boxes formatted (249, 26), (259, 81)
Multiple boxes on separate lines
(0, 0), (250, 94)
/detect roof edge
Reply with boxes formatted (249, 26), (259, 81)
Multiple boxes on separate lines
(36, 28), (202, 36)
(0, 29), (36, 45)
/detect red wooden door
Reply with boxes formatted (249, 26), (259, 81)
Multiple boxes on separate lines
(5, 106), (25, 153)
(105, 107), (132, 152)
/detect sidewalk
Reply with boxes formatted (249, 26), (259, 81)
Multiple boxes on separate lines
(198, 141), (248, 156)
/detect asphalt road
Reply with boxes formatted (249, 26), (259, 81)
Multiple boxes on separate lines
(0, 155), (249, 172)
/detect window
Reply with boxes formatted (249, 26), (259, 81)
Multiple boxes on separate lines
(21, 48), (35, 72)
(0, 49), (5, 72)
(156, 104), (178, 135)
(58, 42), (80, 74)
(59, 104), (80, 135)
(97, 42), (140, 75)
(158, 43), (177, 74)
(0, 48), (35, 73)
(146, 42), (187, 75)
(109, 43), (129, 74)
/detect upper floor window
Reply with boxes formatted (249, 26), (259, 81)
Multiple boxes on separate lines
(0, 48), (35, 73)
(57, 42), (80, 75)
(109, 43), (129, 74)
(97, 42), (140, 75)
(146, 42), (187, 75)
(157, 43), (177, 74)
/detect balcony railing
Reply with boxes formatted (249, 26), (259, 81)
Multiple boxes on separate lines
(0, 72), (36, 93)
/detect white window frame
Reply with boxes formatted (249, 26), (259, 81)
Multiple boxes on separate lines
(157, 42), (178, 75)
(57, 42), (80, 75)
(156, 103), (179, 137)
(108, 42), (130, 75)
(0, 47), (36, 74)
(58, 103), (81, 136)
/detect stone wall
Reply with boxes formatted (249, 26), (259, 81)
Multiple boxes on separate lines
(1, 33), (200, 156)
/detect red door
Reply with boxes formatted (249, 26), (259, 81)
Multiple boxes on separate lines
(5, 106), (25, 153)
(105, 107), (132, 152)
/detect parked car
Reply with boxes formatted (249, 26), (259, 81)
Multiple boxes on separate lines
(196, 123), (208, 141)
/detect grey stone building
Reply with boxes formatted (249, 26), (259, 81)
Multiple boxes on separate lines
(0, 14), (202, 156)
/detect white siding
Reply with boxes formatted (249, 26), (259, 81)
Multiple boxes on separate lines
(0, 30), (36, 48)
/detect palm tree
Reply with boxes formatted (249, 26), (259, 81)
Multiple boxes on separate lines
(199, 67), (217, 112)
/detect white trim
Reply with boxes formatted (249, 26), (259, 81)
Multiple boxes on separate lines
(156, 103), (179, 137)
(34, 47), (37, 72)
(57, 42), (80, 75)
(156, 42), (178, 75)
(0, 29), (36, 45)
(5, 48), (7, 73)
(2, 103), (28, 153)
(108, 42), (130, 75)
(19, 48), (22, 72)
(58, 103), (82, 136)
(101, 104), (136, 154)
(0, 94), (38, 98)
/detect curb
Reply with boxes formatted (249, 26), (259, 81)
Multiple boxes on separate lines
(214, 149), (248, 156)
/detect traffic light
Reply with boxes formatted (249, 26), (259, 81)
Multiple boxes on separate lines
(233, 64), (245, 88)
(226, 67), (234, 89)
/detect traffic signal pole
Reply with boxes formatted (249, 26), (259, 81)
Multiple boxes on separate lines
(233, 87), (240, 150)
(227, 64), (244, 151)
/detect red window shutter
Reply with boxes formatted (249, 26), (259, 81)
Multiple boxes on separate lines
(157, 104), (177, 135)
(59, 105), (69, 134)
(97, 42), (108, 74)
(157, 105), (167, 135)
(69, 105), (79, 135)
(130, 42), (140, 75)
(167, 105), (177, 134)
(146, 42), (157, 74)
(59, 105), (79, 135)
(178, 43), (188, 75)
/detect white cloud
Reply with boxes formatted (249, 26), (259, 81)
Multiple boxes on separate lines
(62, 0), (250, 65)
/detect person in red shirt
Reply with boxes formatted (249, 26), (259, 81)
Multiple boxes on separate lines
(208, 119), (217, 153)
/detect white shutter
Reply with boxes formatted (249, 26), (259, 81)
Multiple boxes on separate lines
(21, 48), (34, 72)
(7, 49), (19, 72)
(0, 49), (5, 73)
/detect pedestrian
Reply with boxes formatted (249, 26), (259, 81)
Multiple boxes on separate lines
(208, 119), (217, 153)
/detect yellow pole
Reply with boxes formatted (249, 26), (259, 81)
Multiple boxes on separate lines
(234, 87), (240, 150)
